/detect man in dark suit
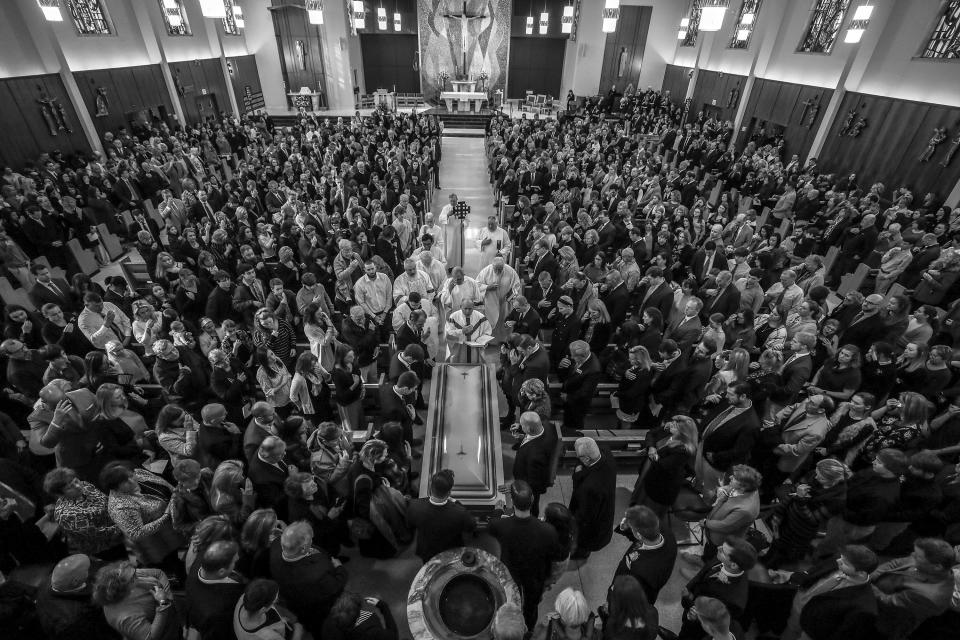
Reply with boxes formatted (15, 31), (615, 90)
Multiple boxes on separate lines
(28, 263), (77, 312)
(690, 240), (727, 283)
(769, 332), (816, 409)
(549, 295), (581, 370)
(512, 412), (558, 517)
(514, 334), (550, 387)
(699, 271), (741, 321)
(20, 205), (65, 257)
(232, 263), (268, 327)
(406, 469), (476, 563)
(678, 537), (757, 640)
(378, 371), (420, 445)
(666, 297), (704, 352)
(698, 383), (761, 496)
(785, 545), (879, 640)
(837, 294), (886, 353)
(205, 271), (236, 326)
(529, 271), (561, 327)
(595, 213), (619, 258)
(558, 340), (602, 431)
(632, 267), (674, 324)
(489, 481), (563, 630)
(503, 296), (541, 338)
(528, 240), (558, 283)
(899, 233), (941, 288)
(612, 506), (678, 605)
(248, 436), (290, 521)
(601, 271), (631, 326)
(395, 308), (430, 354)
(651, 339), (687, 417)
(126, 209), (161, 245)
(112, 168), (143, 210)
(569, 437), (617, 559)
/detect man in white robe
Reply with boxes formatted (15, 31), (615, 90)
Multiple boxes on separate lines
(475, 215), (512, 270)
(444, 300), (492, 362)
(476, 256), (521, 341)
(439, 193), (464, 268)
(392, 258), (434, 306)
(440, 267), (481, 317)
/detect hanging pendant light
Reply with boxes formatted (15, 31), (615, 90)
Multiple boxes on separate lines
(199, 0), (227, 19)
(561, 3), (573, 34)
(233, 4), (244, 28)
(539, 11), (548, 35)
(526, 15), (533, 35)
(678, 16), (689, 40)
(699, 0), (729, 32)
(844, 4), (874, 43)
(377, 6), (387, 30)
(393, 4), (401, 32)
(37, 0), (63, 21)
(306, 0), (324, 24)
(353, 0), (365, 29)
(602, 0), (620, 33)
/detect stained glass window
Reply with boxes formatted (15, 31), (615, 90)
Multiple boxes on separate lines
(728, 0), (762, 49)
(66, 0), (113, 36)
(681, 0), (701, 47)
(222, 0), (240, 36)
(159, 0), (191, 36)
(797, 0), (852, 53)
(920, 0), (960, 59)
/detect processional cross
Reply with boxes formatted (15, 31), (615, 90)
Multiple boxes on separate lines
(442, 1), (487, 77)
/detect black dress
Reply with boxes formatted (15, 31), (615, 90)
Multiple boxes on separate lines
(346, 461), (395, 559)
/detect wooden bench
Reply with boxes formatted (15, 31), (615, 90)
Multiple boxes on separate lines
(559, 427), (649, 463)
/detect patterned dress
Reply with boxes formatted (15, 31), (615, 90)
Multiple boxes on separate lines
(54, 480), (124, 555)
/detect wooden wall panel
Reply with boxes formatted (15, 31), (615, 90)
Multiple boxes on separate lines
(661, 63), (691, 102)
(598, 6), (652, 95)
(820, 92), (960, 201)
(0, 74), (90, 169)
(168, 58), (231, 124)
(75, 64), (174, 139)
(359, 34), (420, 93)
(735, 77), (832, 163)
(691, 70), (746, 124)
(507, 37), (566, 98)
(227, 54), (264, 114)
(270, 4), (328, 104)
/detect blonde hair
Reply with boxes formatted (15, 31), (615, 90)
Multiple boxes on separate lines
(554, 588), (590, 627)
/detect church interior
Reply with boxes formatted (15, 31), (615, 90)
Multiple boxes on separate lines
(2, 1), (960, 640)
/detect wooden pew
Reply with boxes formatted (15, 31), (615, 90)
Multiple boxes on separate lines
(756, 207), (770, 230)
(822, 245), (840, 278)
(142, 200), (165, 231)
(98, 224), (125, 261)
(67, 239), (99, 276)
(884, 283), (907, 304)
(0, 277), (36, 311)
(838, 263), (870, 297)
(559, 428), (649, 463)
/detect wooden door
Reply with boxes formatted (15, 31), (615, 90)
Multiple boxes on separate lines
(598, 6), (652, 94)
(271, 4), (327, 97)
(360, 34), (420, 93)
(506, 37), (565, 99)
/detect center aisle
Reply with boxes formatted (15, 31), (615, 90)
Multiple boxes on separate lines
(430, 135), (497, 278)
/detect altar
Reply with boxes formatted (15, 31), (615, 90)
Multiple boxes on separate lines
(440, 90), (487, 113)
(420, 363), (503, 510)
(450, 79), (477, 92)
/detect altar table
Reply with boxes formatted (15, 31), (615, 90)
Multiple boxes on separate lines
(450, 80), (477, 92)
(440, 90), (487, 113)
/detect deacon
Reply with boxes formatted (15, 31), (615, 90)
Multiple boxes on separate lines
(476, 256), (521, 340)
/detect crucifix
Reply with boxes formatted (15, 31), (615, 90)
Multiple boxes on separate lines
(442, 1), (487, 78)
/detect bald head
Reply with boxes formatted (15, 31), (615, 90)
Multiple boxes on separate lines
(519, 411), (544, 437)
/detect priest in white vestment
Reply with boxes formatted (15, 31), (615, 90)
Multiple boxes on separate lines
(475, 216), (512, 270)
(439, 194), (464, 268)
(476, 256), (521, 341)
(440, 268), (481, 317)
(444, 300), (492, 362)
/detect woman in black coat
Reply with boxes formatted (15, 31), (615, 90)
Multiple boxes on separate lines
(631, 416), (698, 517)
(346, 439), (396, 559)
(614, 345), (653, 428)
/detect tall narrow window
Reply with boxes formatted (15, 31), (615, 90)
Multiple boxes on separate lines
(797, 0), (852, 53)
(728, 0), (762, 49)
(159, 0), (192, 36)
(681, 0), (701, 47)
(222, 0), (241, 35)
(921, 0), (960, 59)
(65, 0), (113, 36)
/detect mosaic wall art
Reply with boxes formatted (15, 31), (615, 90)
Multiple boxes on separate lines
(417, 0), (510, 102)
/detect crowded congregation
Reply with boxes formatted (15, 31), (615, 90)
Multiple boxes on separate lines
(2, 1), (960, 640)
